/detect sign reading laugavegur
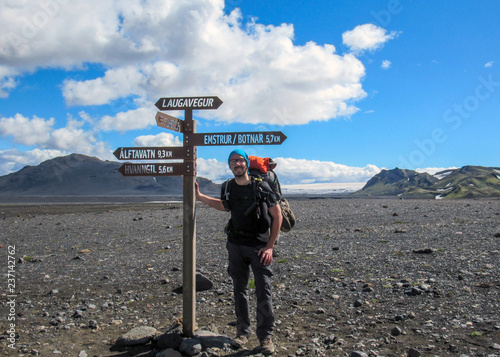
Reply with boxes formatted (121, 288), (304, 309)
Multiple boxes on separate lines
(155, 96), (223, 111)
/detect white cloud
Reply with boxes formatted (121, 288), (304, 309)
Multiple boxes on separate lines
(197, 156), (381, 184)
(484, 61), (494, 68)
(0, 148), (68, 175)
(381, 60), (392, 69)
(1, 0), (368, 128)
(99, 106), (158, 132)
(63, 66), (146, 106)
(342, 24), (398, 53)
(0, 66), (18, 98)
(416, 167), (459, 175)
(0, 113), (111, 166)
(0, 114), (54, 146)
(273, 158), (380, 184)
(133, 132), (182, 147)
(196, 158), (232, 183)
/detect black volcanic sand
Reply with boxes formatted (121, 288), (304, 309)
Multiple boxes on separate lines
(1, 198), (499, 356)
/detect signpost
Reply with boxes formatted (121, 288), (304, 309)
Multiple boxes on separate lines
(115, 96), (287, 337)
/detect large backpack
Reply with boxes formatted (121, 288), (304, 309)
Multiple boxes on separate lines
(222, 156), (296, 233)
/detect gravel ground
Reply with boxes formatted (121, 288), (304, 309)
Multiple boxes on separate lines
(0, 198), (499, 356)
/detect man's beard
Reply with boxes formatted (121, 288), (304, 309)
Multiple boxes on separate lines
(232, 166), (246, 177)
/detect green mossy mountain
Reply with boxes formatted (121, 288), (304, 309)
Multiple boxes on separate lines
(353, 165), (500, 199)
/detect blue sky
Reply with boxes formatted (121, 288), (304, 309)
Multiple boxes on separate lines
(0, 0), (499, 184)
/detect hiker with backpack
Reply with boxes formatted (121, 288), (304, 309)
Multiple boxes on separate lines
(195, 149), (282, 355)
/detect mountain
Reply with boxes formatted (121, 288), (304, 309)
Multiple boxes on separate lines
(353, 166), (500, 199)
(0, 153), (219, 198)
(432, 166), (500, 199)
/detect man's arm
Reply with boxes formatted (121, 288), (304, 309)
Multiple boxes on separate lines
(195, 182), (226, 211)
(259, 203), (282, 265)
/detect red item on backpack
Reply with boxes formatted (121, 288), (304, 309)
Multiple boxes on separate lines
(249, 156), (270, 173)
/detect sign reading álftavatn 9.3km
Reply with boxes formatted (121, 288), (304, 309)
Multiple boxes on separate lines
(115, 95), (286, 338)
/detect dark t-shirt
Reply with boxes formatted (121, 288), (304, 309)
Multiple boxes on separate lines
(221, 178), (278, 246)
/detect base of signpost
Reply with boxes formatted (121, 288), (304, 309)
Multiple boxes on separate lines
(182, 173), (196, 336)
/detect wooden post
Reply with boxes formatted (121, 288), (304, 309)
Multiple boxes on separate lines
(182, 109), (196, 336)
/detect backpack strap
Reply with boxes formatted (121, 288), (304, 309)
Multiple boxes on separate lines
(221, 179), (234, 211)
(268, 169), (282, 197)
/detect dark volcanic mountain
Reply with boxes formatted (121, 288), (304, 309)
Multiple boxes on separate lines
(353, 166), (500, 199)
(0, 153), (219, 198)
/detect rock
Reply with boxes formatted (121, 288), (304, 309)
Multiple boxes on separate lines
(350, 352), (369, 357)
(72, 310), (84, 318)
(362, 284), (374, 293)
(178, 338), (202, 356)
(157, 331), (184, 349)
(391, 326), (402, 336)
(324, 334), (336, 344)
(156, 349), (182, 357)
(88, 320), (98, 330)
(173, 272), (214, 293)
(194, 330), (235, 349)
(408, 348), (421, 357)
(196, 272), (214, 291)
(413, 248), (434, 254)
(115, 326), (157, 346)
(78, 351), (88, 357)
(353, 300), (363, 308)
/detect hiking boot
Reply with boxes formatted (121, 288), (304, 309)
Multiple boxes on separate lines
(260, 338), (275, 355)
(233, 335), (248, 348)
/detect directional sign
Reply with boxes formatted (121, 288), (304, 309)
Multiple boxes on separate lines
(155, 96), (223, 111)
(113, 146), (194, 160)
(156, 112), (184, 133)
(184, 131), (287, 146)
(119, 163), (194, 176)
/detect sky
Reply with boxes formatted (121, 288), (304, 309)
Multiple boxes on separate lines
(0, 0), (499, 185)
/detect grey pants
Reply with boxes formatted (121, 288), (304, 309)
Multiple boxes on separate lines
(226, 241), (274, 341)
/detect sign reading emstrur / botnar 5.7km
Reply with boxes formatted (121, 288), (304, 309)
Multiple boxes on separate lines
(185, 131), (287, 146)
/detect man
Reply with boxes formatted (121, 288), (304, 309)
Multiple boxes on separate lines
(195, 149), (282, 355)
